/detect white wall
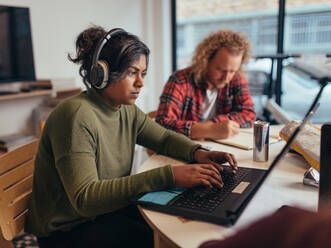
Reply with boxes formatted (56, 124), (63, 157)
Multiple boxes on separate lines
(137, 0), (172, 112)
(0, 0), (172, 136)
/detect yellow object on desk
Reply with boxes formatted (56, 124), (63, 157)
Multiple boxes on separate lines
(279, 121), (321, 171)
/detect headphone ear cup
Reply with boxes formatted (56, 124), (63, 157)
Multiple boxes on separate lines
(90, 60), (110, 90)
(89, 64), (103, 88)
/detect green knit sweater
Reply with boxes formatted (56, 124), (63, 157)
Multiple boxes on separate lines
(25, 89), (199, 237)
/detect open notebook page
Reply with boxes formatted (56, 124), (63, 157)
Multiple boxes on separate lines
(210, 127), (281, 150)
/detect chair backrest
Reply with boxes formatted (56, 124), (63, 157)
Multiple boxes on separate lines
(0, 140), (38, 241)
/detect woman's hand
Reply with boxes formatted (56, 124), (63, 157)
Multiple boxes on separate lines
(172, 164), (223, 188)
(194, 149), (238, 172)
(171, 148), (238, 189)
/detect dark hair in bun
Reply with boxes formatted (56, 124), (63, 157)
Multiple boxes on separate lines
(68, 25), (150, 88)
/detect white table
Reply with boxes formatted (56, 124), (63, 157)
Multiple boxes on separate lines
(137, 126), (318, 248)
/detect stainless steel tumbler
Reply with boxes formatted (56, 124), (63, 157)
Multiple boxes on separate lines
(253, 120), (269, 162)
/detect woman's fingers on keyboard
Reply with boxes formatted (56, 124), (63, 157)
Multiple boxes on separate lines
(201, 164), (220, 175)
(224, 153), (238, 171)
(208, 160), (224, 171)
(199, 167), (222, 181)
(199, 178), (212, 188)
(173, 164), (223, 188)
(199, 165), (224, 187)
(200, 174), (223, 188)
(172, 163), (242, 188)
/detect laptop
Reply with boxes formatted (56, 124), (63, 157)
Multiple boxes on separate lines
(133, 103), (320, 226)
(319, 122), (331, 209)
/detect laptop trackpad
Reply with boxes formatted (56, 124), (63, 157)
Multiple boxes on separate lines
(232, 182), (250, 194)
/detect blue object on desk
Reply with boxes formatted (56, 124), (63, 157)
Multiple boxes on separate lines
(139, 188), (186, 205)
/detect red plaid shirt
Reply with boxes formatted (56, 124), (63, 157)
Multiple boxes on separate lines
(156, 67), (256, 137)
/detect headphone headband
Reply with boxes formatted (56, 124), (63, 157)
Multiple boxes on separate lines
(89, 28), (126, 89)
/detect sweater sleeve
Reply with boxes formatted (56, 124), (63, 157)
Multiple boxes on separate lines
(135, 106), (200, 161)
(49, 105), (176, 218)
(56, 153), (175, 217)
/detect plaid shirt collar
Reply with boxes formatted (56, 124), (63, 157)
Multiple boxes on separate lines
(190, 73), (209, 92)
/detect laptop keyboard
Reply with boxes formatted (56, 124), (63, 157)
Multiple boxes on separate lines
(170, 167), (252, 212)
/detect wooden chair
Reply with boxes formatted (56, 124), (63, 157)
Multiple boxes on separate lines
(0, 140), (39, 248)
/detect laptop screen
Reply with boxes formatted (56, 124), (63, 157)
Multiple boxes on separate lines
(255, 102), (320, 192)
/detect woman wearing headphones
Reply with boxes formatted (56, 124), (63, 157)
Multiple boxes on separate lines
(25, 26), (237, 248)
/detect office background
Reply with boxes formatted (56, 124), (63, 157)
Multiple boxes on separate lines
(0, 0), (174, 141)
(0, 0), (330, 166)
(1, 0), (330, 134)
(0, 2), (330, 246)
(0, 0), (172, 128)
(175, 0), (331, 123)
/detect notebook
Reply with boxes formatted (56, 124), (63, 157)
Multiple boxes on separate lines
(210, 128), (281, 150)
(133, 103), (319, 226)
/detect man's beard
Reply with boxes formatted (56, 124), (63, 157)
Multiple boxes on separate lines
(214, 79), (228, 89)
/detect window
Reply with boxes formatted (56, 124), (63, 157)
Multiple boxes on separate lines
(174, 0), (331, 123)
(176, 0), (278, 69)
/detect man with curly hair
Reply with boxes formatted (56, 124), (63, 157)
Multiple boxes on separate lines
(156, 29), (256, 140)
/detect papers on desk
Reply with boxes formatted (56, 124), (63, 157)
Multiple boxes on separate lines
(210, 128), (281, 150)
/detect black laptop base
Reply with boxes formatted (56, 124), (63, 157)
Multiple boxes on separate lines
(136, 166), (266, 225)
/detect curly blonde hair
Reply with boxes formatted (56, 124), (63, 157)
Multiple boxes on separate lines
(190, 29), (251, 83)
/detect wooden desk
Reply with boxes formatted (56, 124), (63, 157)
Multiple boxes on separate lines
(137, 126), (318, 248)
